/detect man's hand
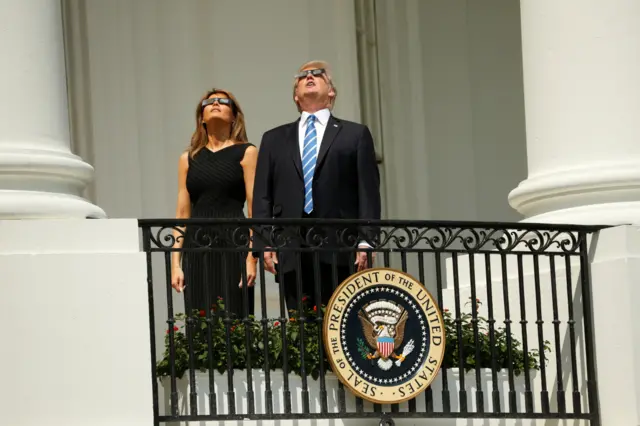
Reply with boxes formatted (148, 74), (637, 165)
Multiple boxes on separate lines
(263, 250), (278, 274)
(355, 250), (375, 272)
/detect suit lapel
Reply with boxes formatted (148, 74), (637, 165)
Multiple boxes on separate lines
(316, 115), (341, 172)
(287, 119), (303, 180)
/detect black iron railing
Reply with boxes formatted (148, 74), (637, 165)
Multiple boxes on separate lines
(139, 218), (604, 426)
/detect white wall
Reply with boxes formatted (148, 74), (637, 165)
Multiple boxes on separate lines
(65, 0), (528, 224)
(64, 0), (361, 219)
(374, 0), (527, 222)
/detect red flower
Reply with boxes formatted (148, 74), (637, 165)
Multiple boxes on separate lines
(199, 310), (206, 317)
(273, 321), (280, 327)
(302, 296), (309, 302)
(313, 306), (317, 312)
(230, 325), (236, 332)
(444, 308), (449, 313)
(166, 326), (179, 334)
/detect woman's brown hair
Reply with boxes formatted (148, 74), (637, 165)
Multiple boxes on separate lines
(188, 88), (249, 158)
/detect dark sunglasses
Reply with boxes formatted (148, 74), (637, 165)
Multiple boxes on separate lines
(294, 68), (326, 79)
(202, 97), (234, 108)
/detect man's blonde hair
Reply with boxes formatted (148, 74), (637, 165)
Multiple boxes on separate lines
(292, 60), (337, 112)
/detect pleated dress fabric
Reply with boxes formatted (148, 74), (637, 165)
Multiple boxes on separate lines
(182, 143), (255, 319)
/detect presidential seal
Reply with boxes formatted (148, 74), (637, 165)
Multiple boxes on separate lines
(323, 268), (445, 404)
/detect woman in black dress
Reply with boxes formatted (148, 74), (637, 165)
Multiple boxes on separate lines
(170, 88), (257, 319)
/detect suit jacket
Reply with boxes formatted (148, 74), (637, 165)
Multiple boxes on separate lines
(252, 114), (381, 273)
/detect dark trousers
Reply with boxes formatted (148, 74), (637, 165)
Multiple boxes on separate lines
(281, 254), (351, 314)
(280, 211), (351, 314)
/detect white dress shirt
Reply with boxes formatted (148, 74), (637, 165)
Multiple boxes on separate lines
(297, 108), (371, 251)
(298, 108), (331, 157)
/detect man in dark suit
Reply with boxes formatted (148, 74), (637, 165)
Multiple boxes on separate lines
(252, 60), (381, 313)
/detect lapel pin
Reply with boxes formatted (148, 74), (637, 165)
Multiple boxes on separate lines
(333, 124), (338, 127)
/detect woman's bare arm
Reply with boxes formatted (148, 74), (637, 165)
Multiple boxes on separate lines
(172, 152), (191, 270)
(240, 145), (258, 286)
(241, 145), (258, 245)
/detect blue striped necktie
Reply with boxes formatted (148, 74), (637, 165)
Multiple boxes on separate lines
(302, 114), (317, 214)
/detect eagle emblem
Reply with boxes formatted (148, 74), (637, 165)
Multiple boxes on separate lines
(357, 300), (416, 371)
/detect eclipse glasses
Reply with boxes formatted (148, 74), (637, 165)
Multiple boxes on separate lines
(294, 68), (326, 79)
(201, 97), (235, 109)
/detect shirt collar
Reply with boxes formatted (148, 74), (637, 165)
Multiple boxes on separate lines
(300, 108), (330, 126)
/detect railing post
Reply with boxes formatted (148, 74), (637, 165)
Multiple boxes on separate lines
(579, 233), (601, 426)
(142, 225), (160, 426)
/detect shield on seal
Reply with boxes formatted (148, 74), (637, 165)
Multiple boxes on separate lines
(377, 336), (394, 358)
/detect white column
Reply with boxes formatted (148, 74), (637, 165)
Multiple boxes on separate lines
(509, 0), (640, 225)
(0, 219), (153, 426)
(0, 0), (104, 219)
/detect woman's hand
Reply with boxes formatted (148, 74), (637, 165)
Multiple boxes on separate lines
(171, 267), (185, 292)
(240, 257), (257, 288)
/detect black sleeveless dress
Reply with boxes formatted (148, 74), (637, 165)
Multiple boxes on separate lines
(182, 143), (255, 319)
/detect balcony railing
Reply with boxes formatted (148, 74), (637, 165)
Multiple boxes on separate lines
(139, 218), (604, 426)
